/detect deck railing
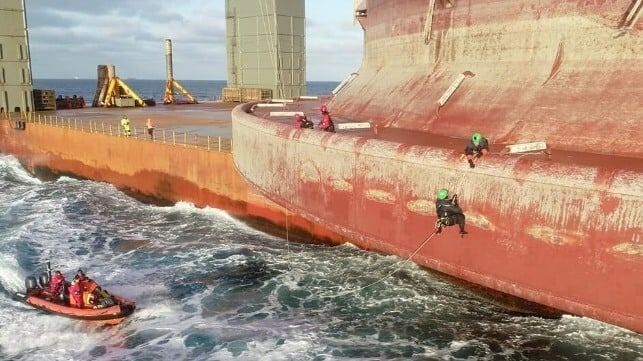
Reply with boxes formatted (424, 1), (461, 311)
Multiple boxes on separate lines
(4, 112), (233, 153)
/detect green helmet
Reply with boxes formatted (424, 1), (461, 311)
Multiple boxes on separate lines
(472, 132), (482, 145)
(437, 188), (448, 200)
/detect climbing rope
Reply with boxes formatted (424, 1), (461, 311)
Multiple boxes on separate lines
(331, 229), (439, 298)
(285, 211), (292, 271)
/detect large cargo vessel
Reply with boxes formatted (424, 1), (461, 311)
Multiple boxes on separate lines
(232, 0), (642, 332)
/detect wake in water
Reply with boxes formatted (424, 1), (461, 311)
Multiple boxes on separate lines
(0, 154), (641, 361)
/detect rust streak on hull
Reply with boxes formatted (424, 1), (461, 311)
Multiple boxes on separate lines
(0, 119), (344, 247)
(228, 0), (643, 333)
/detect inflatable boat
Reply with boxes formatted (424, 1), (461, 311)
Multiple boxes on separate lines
(13, 266), (135, 325)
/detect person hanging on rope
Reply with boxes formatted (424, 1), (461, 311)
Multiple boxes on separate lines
(464, 132), (489, 168)
(434, 188), (468, 237)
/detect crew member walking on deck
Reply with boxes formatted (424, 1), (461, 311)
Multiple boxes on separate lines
(319, 105), (335, 133)
(434, 188), (468, 237)
(120, 115), (131, 137)
(146, 118), (154, 139)
(464, 132), (489, 168)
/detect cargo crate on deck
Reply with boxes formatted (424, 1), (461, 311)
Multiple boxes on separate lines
(32, 89), (56, 111)
(222, 88), (241, 102)
(221, 87), (272, 102)
(115, 97), (135, 107)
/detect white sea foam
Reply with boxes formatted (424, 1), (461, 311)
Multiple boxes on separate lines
(1, 164), (641, 360)
(0, 253), (25, 291)
(0, 154), (41, 185)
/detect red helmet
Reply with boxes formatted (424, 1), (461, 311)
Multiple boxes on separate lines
(294, 114), (302, 121)
(320, 105), (328, 112)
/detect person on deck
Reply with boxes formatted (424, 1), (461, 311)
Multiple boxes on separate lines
(49, 270), (66, 300)
(294, 114), (314, 129)
(146, 118), (154, 139)
(319, 105), (335, 133)
(435, 188), (468, 238)
(294, 113), (304, 129)
(464, 132), (489, 168)
(120, 115), (131, 137)
(302, 115), (314, 129)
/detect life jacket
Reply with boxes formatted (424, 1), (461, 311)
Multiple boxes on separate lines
(82, 280), (99, 307)
(68, 280), (81, 307)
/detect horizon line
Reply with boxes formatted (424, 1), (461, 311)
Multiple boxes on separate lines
(32, 78), (342, 83)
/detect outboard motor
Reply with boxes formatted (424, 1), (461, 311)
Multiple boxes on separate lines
(59, 282), (68, 302)
(25, 276), (38, 290)
(37, 272), (50, 288)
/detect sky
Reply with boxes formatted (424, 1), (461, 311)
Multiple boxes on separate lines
(24, 0), (363, 81)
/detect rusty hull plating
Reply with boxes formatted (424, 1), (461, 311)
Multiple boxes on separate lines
(232, 0), (642, 333)
(0, 0), (639, 334)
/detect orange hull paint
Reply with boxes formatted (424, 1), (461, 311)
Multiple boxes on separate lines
(14, 289), (135, 325)
(0, 118), (343, 247)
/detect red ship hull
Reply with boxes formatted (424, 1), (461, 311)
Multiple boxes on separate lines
(231, 0), (642, 333)
(0, 0), (640, 334)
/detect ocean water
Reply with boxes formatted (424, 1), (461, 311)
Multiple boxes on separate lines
(0, 154), (642, 360)
(32, 79), (339, 105)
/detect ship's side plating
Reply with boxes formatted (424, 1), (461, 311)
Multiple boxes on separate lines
(336, 0), (642, 158)
(232, 0), (642, 333)
(232, 103), (642, 333)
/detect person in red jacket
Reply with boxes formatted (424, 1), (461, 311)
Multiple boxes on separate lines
(49, 270), (66, 301)
(318, 105), (335, 132)
(69, 269), (88, 308)
(68, 278), (82, 308)
(294, 113), (304, 129)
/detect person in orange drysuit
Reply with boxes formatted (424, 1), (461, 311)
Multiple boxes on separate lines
(49, 270), (66, 301)
(83, 279), (100, 308)
(69, 279), (82, 308)
(69, 269), (89, 308)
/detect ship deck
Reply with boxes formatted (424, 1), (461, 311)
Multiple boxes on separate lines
(45, 101), (642, 173)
